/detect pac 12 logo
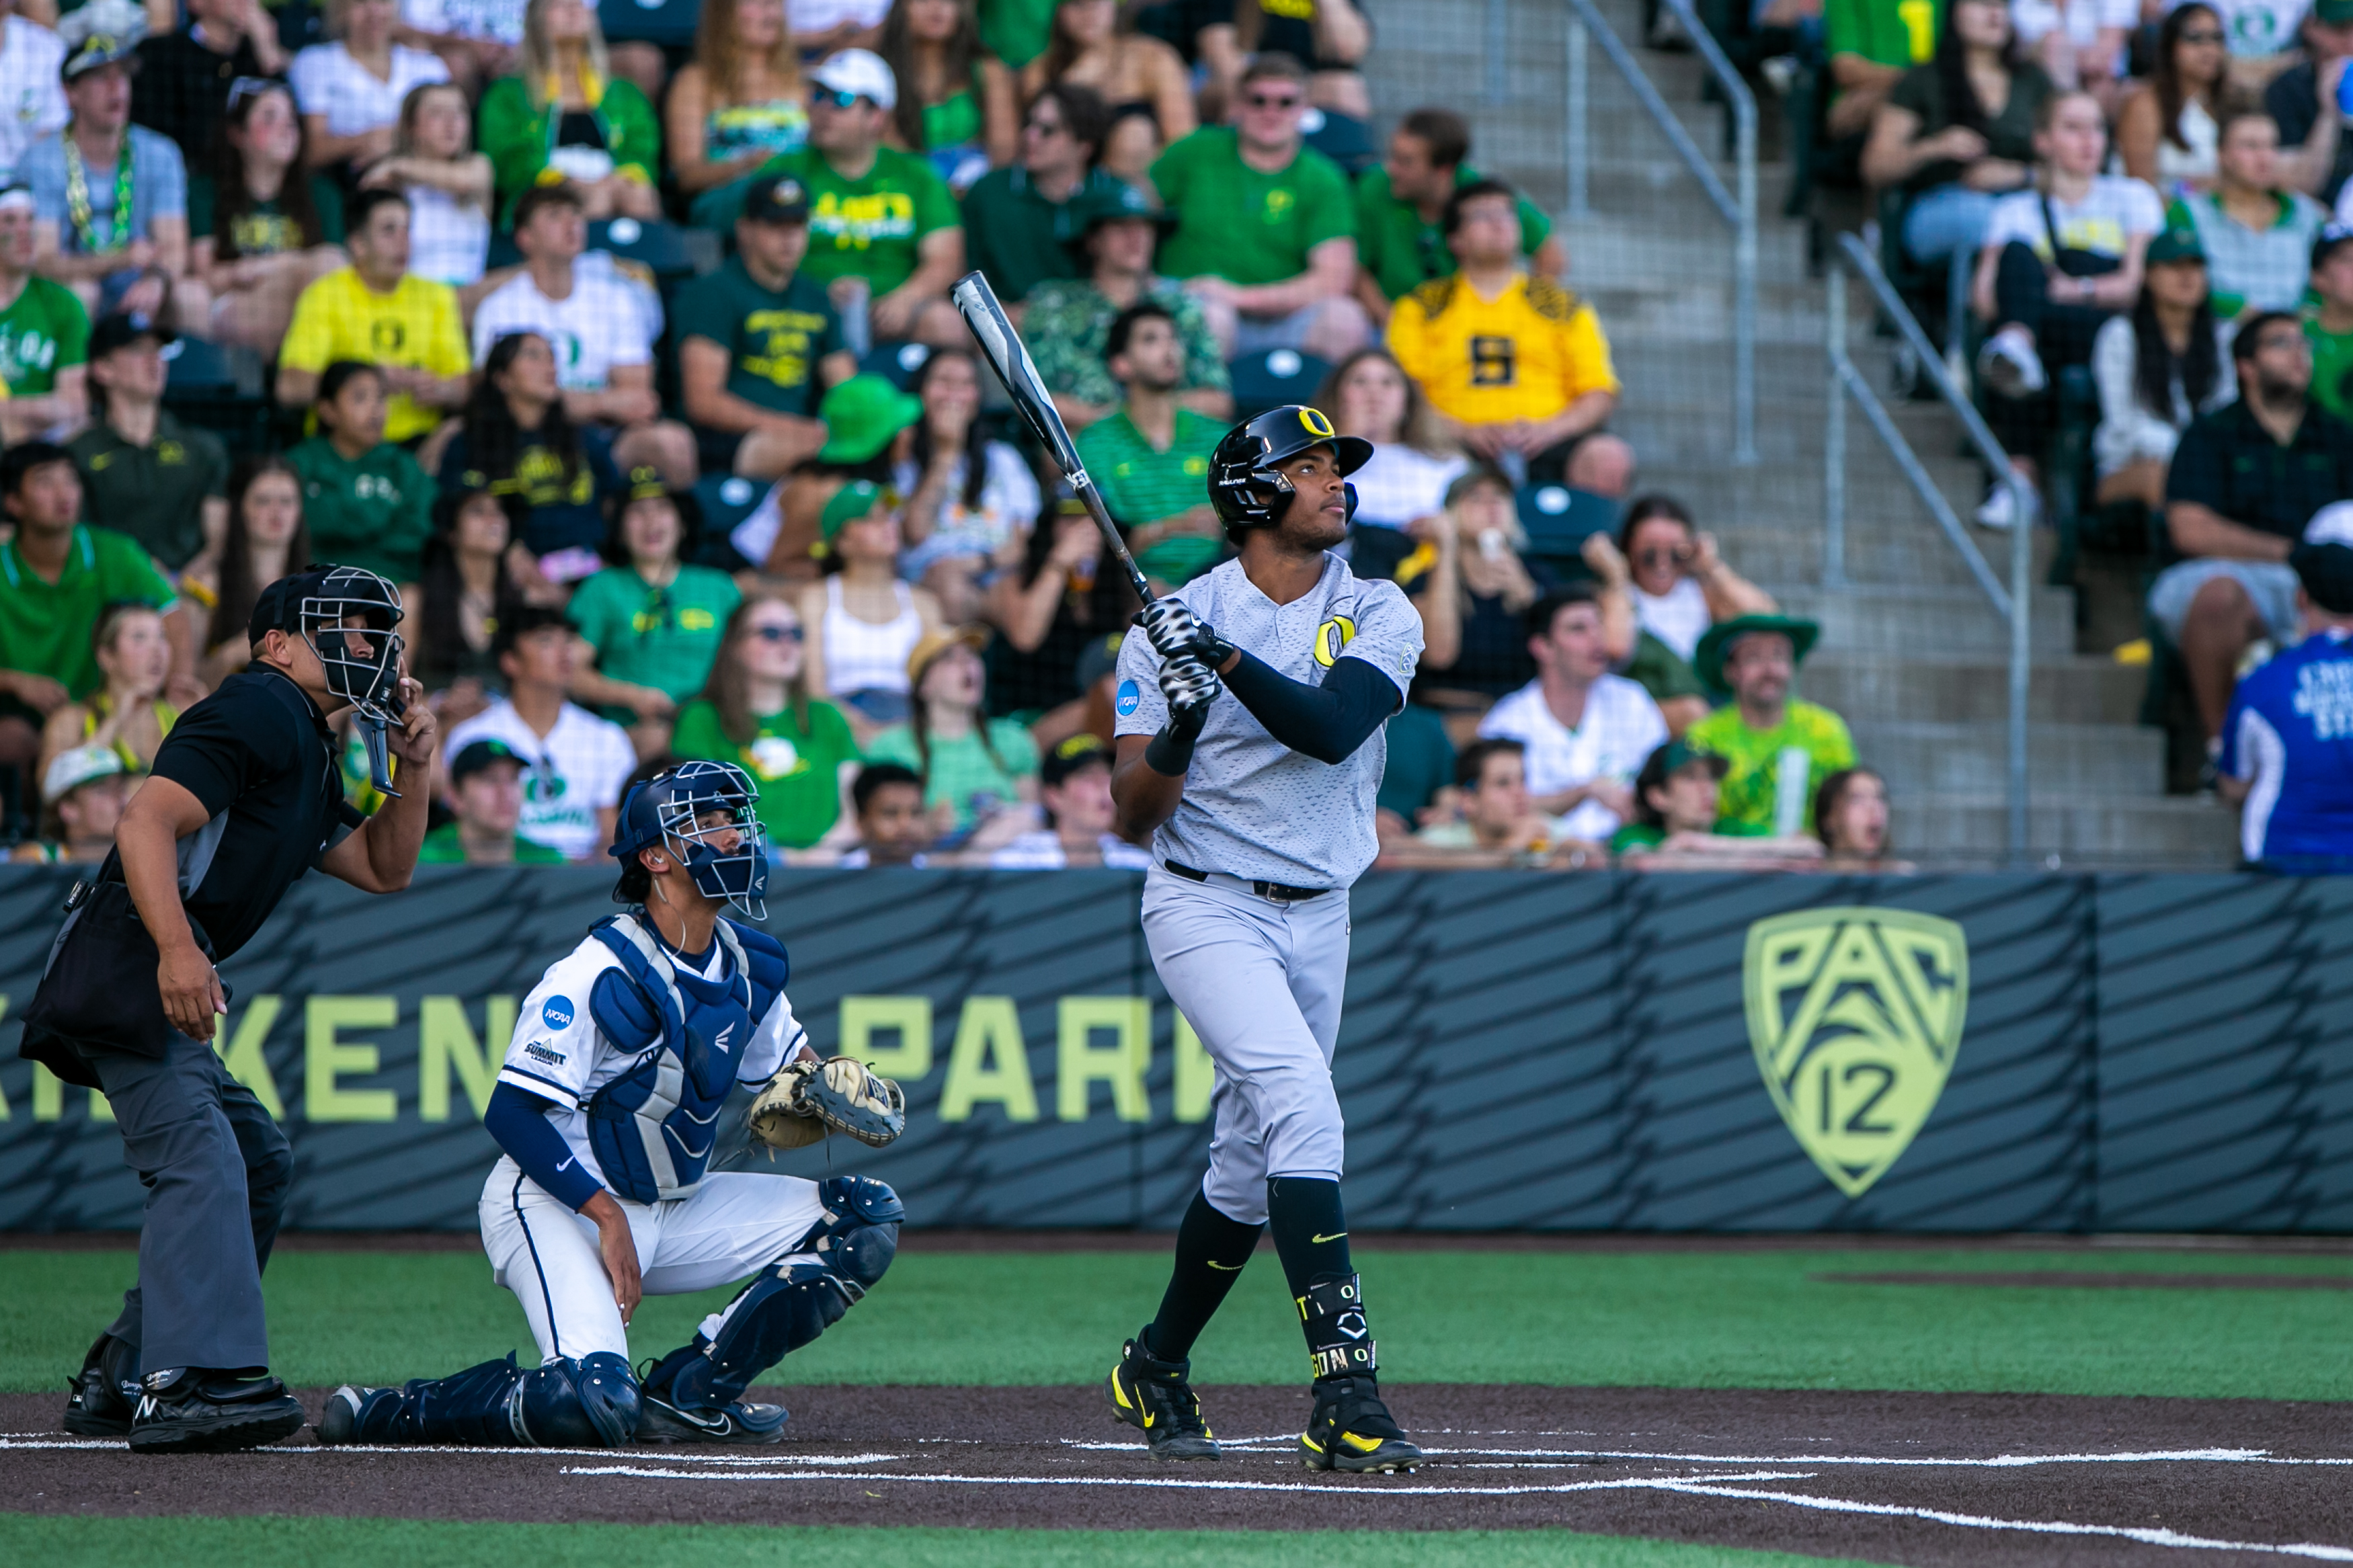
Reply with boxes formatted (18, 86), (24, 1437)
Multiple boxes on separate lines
(1115, 678), (1141, 717)
(1743, 907), (1968, 1198)
(543, 996), (575, 1030)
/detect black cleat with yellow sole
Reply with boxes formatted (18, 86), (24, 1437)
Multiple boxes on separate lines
(1105, 1333), (1220, 1461)
(1300, 1375), (1421, 1474)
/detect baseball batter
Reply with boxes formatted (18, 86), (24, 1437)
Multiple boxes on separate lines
(314, 761), (905, 1449)
(1103, 405), (1425, 1474)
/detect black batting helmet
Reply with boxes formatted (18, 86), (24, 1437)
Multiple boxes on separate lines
(1207, 405), (1372, 530)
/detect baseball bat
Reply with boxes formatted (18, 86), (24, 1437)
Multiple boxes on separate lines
(951, 271), (1158, 607)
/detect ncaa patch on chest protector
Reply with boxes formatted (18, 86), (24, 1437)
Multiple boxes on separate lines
(1744, 907), (1967, 1199)
(543, 996), (575, 1031)
(1115, 678), (1141, 716)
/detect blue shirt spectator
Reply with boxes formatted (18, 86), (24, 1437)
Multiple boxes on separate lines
(2220, 542), (2353, 871)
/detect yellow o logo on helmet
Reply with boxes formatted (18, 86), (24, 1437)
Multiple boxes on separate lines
(1298, 407), (1336, 439)
(1311, 614), (1357, 667)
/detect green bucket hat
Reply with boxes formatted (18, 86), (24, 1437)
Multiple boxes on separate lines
(816, 374), (924, 465)
(1692, 613), (1821, 698)
(819, 479), (889, 542)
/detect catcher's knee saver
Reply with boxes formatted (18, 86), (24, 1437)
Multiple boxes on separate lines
(516, 1352), (640, 1448)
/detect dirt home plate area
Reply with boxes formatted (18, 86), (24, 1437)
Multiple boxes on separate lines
(8, 1383), (2352, 1566)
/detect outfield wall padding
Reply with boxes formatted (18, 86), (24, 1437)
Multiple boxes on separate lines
(0, 866), (2345, 1233)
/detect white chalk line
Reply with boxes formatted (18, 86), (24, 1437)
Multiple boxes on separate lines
(563, 1460), (2353, 1559)
(558, 1464), (1814, 1495)
(0, 1436), (906, 1465)
(1066, 1437), (2353, 1469)
(1642, 1477), (2353, 1562)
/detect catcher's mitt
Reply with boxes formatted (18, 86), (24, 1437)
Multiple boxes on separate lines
(748, 1056), (906, 1151)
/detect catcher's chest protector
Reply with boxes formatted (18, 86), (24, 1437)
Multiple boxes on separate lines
(583, 913), (787, 1204)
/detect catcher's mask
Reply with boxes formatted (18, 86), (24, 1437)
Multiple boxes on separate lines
(249, 565), (406, 723)
(610, 760), (771, 919)
(1207, 404), (1372, 532)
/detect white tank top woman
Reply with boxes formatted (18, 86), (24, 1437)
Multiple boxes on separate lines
(822, 577), (925, 700)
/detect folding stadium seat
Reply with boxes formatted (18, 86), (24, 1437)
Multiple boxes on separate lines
(1228, 347), (1330, 421)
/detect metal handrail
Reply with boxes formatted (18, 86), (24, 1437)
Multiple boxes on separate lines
(1826, 233), (2033, 864)
(1561, 0), (1755, 464)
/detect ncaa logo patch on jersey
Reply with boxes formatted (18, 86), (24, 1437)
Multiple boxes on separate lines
(1115, 678), (1142, 716)
(1310, 614), (1357, 668)
(543, 996), (575, 1030)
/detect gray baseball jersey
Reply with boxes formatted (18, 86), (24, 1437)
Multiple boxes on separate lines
(1113, 553), (1423, 888)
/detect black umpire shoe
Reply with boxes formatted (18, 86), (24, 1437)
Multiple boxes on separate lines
(636, 1395), (790, 1444)
(128, 1370), (307, 1454)
(63, 1331), (138, 1438)
(1300, 1376), (1422, 1474)
(1107, 1334), (1220, 1461)
(63, 1361), (136, 1438)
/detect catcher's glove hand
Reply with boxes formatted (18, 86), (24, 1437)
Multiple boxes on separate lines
(748, 1056), (907, 1151)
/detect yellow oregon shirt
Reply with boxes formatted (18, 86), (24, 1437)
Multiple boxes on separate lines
(1386, 272), (1621, 427)
(279, 268), (471, 443)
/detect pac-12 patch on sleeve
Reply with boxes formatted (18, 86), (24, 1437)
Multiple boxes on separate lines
(1115, 679), (1141, 717)
(543, 996), (575, 1030)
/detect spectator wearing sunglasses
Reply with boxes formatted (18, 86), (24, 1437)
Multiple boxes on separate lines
(672, 588), (865, 851)
(1351, 107), (1562, 329)
(566, 467), (742, 759)
(131, 0), (287, 162)
(736, 49), (966, 349)
(959, 79), (1122, 310)
(1152, 50), (1367, 363)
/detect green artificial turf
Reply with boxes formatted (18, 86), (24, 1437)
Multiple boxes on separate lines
(0, 1517), (1896, 1568)
(3, 1245), (2349, 1399)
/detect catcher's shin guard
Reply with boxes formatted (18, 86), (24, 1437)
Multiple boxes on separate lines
(647, 1177), (902, 1410)
(316, 1352), (639, 1448)
(1294, 1275), (1421, 1473)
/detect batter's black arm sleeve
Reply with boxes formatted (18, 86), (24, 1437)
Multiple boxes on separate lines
(1220, 651), (1401, 765)
(483, 1081), (603, 1211)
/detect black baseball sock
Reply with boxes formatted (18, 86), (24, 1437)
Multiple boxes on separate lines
(1142, 1189), (1265, 1364)
(1265, 1176), (1353, 1298)
(1267, 1178), (1375, 1380)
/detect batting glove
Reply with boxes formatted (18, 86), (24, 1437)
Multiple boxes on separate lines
(1160, 657), (1222, 735)
(1141, 601), (1235, 669)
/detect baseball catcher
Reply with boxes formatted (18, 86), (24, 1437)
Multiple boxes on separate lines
(317, 761), (905, 1448)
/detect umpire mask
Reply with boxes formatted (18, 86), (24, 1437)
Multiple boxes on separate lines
(294, 566), (407, 723)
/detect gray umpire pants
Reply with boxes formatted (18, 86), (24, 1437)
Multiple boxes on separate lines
(76, 1032), (294, 1377)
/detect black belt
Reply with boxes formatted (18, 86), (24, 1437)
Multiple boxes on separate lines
(1163, 860), (1330, 902)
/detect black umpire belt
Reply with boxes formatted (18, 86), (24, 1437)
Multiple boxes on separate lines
(1162, 860), (1330, 903)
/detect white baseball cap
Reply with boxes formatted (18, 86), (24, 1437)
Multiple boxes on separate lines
(811, 48), (897, 111)
(2308, 500), (2353, 547)
(44, 743), (124, 803)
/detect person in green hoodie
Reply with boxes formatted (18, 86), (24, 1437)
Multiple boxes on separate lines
(476, 0), (662, 229)
(286, 360), (436, 586)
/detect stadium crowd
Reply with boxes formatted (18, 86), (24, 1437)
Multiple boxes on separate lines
(0, 0), (2098, 879)
(1776, 0), (2353, 866)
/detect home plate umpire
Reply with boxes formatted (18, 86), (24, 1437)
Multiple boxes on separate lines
(19, 564), (439, 1452)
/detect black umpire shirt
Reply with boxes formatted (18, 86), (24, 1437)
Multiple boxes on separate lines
(98, 665), (363, 962)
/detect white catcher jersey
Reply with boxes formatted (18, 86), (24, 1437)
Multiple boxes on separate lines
(1113, 552), (1423, 888)
(497, 930), (807, 1186)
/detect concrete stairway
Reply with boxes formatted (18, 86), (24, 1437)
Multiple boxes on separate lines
(1362, 0), (2239, 867)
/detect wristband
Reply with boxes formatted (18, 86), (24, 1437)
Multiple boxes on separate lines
(1144, 726), (1197, 776)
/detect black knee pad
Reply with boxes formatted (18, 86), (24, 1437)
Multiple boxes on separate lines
(516, 1352), (640, 1448)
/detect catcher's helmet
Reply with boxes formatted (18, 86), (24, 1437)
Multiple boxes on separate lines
(1207, 405), (1372, 529)
(610, 759), (770, 919)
